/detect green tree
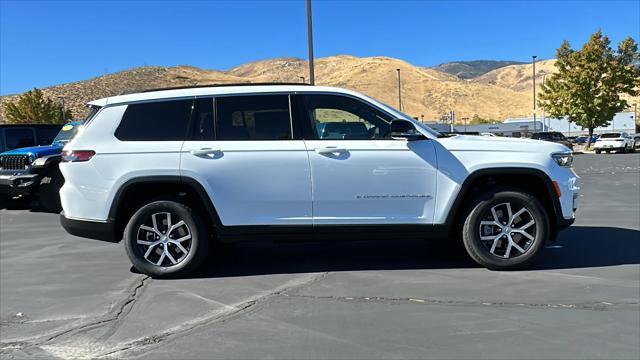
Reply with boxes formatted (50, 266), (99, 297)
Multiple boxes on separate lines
(469, 114), (494, 124)
(539, 31), (640, 148)
(4, 88), (72, 124)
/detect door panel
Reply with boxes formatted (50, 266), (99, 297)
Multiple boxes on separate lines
(180, 95), (312, 226)
(305, 139), (437, 224)
(181, 140), (312, 226)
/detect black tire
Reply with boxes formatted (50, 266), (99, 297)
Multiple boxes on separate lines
(620, 147), (627, 154)
(0, 194), (8, 210)
(595, 149), (601, 154)
(38, 167), (64, 213)
(123, 199), (210, 278)
(461, 188), (549, 270)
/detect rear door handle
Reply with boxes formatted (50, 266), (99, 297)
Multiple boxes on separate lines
(315, 146), (348, 154)
(189, 148), (221, 156)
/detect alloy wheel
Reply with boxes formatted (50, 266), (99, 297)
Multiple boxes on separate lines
(136, 212), (192, 266)
(478, 202), (537, 259)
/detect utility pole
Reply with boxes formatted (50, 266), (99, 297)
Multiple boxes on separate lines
(306, 0), (315, 85)
(540, 71), (547, 130)
(532, 55), (537, 134)
(396, 68), (402, 111)
(462, 117), (469, 132)
(449, 111), (455, 133)
(634, 103), (638, 133)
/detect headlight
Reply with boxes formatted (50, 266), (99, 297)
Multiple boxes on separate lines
(552, 152), (573, 167)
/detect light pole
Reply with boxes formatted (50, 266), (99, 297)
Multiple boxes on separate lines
(396, 68), (402, 111)
(300, 76), (305, 84)
(634, 103), (638, 133)
(306, 0), (315, 85)
(462, 117), (469, 132)
(532, 55), (537, 134)
(540, 70), (547, 130)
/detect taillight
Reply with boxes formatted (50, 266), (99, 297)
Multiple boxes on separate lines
(61, 150), (95, 162)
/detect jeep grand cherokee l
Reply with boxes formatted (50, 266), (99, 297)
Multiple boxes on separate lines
(59, 84), (580, 277)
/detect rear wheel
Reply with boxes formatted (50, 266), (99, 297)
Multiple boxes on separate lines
(123, 200), (210, 278)
(0, 194), (8, 209)
(594, 149), (601, 154)
(461, 189), (549, 270)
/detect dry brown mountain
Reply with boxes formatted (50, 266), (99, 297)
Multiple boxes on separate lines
(1, 55), (635, 123)
(473, 59), (558, 92)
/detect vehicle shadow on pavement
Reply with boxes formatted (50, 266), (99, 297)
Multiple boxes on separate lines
(167, 226), (640, 279)
(533, 226), (640, 270)
(0, 197), (57, 213)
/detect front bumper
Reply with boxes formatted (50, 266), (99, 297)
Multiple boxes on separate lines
(0, 173), (40, 195)
(60, 214), (117, 242)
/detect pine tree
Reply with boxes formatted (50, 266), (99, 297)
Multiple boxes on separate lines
(539, 31), (640, 148)
(4, 88), (72, 124)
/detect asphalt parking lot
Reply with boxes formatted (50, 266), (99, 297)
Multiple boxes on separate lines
(1, 154), (639, 359)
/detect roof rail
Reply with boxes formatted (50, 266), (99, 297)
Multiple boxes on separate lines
(141, 82), (312, 93)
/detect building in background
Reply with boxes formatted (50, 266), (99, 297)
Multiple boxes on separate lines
(459, 111), (636, 137)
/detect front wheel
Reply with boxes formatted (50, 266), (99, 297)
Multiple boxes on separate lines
(461, 189), (549, 270)
(123, 200), (210, 278)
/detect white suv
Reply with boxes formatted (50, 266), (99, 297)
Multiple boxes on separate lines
(593, 132), (636, 154)
(59, 84), (580, 277)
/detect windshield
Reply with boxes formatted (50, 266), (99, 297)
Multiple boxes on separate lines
(52, 122), (82, 145)
(600, 133), (622, 139)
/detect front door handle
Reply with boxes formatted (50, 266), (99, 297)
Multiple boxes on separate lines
(189, 148), (221, 156)
(315, 146), (348, 155)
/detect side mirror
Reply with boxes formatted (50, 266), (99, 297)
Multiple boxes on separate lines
(390, 119), (426, 141)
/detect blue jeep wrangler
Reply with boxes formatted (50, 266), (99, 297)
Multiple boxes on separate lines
(0, 121), (83, 212)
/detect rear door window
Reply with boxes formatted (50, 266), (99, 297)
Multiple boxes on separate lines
(115, 99), (193, 141)
(215, 95), (292, 140)
(189, 98), (215, 141)
(5, 128), (36, 149)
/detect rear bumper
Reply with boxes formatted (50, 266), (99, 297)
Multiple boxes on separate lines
(60, 214), (117, 242)
(0, 174), (40, 195)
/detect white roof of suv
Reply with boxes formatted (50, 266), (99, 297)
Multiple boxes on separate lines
(88, 84), (363, 107)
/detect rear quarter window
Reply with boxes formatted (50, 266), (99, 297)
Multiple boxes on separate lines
(115, 99), (193, 141)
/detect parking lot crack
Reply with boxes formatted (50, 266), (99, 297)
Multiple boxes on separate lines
(95, 271), (329, 359)
(0, 275), (150, 353)
(283, 294), (640, 311)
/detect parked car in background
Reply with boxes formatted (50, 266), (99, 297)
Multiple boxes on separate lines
(0, 121), (83, 212)
(574, 135), (599, 144)
(531, 132), (574, 150)
(480, 132), (498, 137)
(0, 124), (62, 153)
(59, 84), (579, 278)
(593, 132), (635, 154)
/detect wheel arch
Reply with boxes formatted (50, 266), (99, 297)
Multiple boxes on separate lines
(444, 167), (562, 233)
(108, 176), (223, 241)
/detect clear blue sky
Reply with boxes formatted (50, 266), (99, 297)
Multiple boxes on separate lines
(1, 0), (638, 95)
